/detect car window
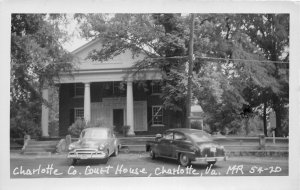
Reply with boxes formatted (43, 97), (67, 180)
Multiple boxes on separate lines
(163, 131), (173, 140)
(81, 129), (108, 139)
(189, 131), (212, 142)
(174, 132), (186, 140)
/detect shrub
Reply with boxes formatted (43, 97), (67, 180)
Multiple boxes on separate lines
(48, 120), (59, 137)
(122, 125), (130, 136)
(68, 119), (87, 137)
(10, 118), (41, 138)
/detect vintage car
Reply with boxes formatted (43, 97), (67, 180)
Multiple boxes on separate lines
(67, 127), (120, 165)
(146, 128), (227, 167)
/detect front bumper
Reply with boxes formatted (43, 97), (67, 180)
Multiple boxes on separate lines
(193, 156), (227, 163)
(67, 149), (108, 160)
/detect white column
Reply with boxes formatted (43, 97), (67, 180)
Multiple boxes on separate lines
(41, 87), (49, 137)
(84, 82), (91, 123)
(126, 80), (135, 135)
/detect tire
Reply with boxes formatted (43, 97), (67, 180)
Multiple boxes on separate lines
(71, 159), (78, 166)
(208, 161), (216, 166)
(179, 153), (191, 167)
(112, 146), (119, 157)
(149, 148), (156, 159)
(103, 150), (109, 163)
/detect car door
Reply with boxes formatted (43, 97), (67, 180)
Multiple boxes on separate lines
(157, 131), (173, 157)
(172, 132), (186, 157)
(172, 132), (192, 158)
(107, 130), (114, 155)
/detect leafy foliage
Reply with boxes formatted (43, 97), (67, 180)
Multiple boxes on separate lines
(10, 14), (74, 138)
(76, 14), (288, 136)
(237, 14), (289, 136)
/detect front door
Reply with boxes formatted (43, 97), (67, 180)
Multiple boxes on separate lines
(113, 109), (124, 134)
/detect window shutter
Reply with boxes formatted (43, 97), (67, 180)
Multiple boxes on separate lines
(147, 106), (152, 126)
(70, 108), (74, 125)
(69, 84), (74, 97)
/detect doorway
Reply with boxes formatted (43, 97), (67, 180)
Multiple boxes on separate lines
(113, 109), (124, 134)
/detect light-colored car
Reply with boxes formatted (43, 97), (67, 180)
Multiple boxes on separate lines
(67, 127), (120, 165)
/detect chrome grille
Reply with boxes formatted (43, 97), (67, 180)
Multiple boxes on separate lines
(72, 149), (98, 155)
(202, 147), (225, 157)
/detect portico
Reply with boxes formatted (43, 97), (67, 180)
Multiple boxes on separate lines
(40, 39), (176, 137)
(40, 67), (161, 137)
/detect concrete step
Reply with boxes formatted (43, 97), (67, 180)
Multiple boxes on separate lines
(10, 145), (23, 150)
(25, 144), (57, 148)
(27, 140), (58, 145)
(22, 140), (59, 155)
(24, 147), (56, 152)
(23, 151), (52, 156)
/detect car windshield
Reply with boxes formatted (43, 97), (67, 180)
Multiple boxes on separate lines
(189, 132), (212, 142)
(81, 129), (108, 139)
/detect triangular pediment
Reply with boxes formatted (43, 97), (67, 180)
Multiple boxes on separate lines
(71, 38), (145, 70)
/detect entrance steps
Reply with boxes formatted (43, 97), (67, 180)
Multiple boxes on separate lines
(22, 140), (59, 156)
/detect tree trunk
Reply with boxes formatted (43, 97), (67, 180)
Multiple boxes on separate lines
(263, 101), (267, 136)
(274, 106), (282, 137)
(181, 106), (187, 128)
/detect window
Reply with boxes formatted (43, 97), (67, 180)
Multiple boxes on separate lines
(74, 83), (84, 97)
(163, 131), (173, 140)
(174, 132), (186, 140)
(152, 106), (163, 125)
(74, 108), (84, 120)
(151, 82), (162, 94)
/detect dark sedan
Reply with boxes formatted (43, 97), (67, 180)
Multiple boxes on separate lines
(146, 128), (227, 167)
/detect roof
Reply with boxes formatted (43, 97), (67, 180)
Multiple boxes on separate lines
(191, 104), (203, 113)
(71, 38), (101, 55)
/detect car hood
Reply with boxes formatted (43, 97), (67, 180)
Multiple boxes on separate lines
(196, 141), (222, 148)
(76, 139), (109, 148)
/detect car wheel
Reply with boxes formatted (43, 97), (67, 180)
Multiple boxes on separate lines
(150, 148), (156, 159)
(179, 153), (191, 167)
(112, 146), (119, 157)
(208, 161), (216, 166)
(104, 150), (109, 163)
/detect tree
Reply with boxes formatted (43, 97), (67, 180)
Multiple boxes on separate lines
(10, 14), (74, 137)
(238, 14), (289, 136)
(76, 14), (288, 135)
(189, 14), (285, 134)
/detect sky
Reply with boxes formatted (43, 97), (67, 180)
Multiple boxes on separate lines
(60, 15), (90, 52)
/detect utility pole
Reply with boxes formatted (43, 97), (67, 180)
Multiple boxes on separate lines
(186, 13), (195, 128)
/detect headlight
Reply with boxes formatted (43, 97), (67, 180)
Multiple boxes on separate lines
(68, 143), (75, 151)
(191, 146), (199, 152)
(98, 144), (105, 151)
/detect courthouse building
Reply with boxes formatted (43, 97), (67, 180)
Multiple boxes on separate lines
(40, 39), (184, 137)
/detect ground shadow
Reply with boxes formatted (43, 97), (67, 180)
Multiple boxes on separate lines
(66, 159), (109, 166)
(142, 156), (222, 170)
